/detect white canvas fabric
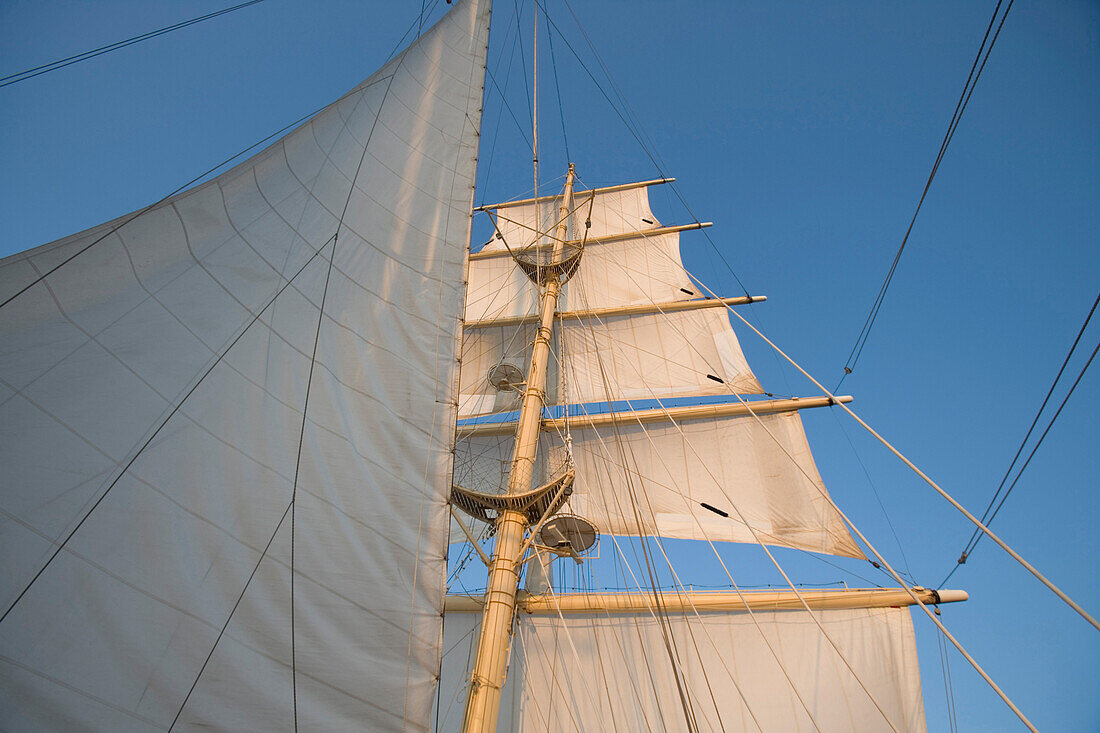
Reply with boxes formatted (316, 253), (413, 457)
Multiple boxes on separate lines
(561, 307), (762, 401)
(488, 185), (662, 247)
(458, 321), (545, 418)
(436, 607), (927, 732)
(454, 410), (862, 558)
(458, 307), (761, 417)
(466, 184), (697, 323)
(464, 252), (541, 323)
(563, 231), (697, 312)
(0, 1), (490, 730)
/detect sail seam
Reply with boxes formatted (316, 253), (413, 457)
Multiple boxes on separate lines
(0, 74), (395, 311)
(0, 232), (338, 627)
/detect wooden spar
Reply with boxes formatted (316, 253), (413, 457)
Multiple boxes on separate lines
(445, 587), (969, 614)
(474, 177), (675, 211)
(460, 165), (577, 733)
(468, 222), (712, 261)
(458, 395), (854, 439)
(463, 295), (767, 330)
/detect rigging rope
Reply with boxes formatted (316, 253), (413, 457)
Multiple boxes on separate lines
(476, 2), (526, 207)
(712, 285), (1100, 636)
(536, 0), (753, 298)
(831, 411), (915, 582)
(543, 2), (572, 165)
(835, 0), (1015, 389)
(936, 626), (959, 733)
(563, 263), (870, 731)
(0, 0), (269, 89)
(600, 219), (1049, 727)
(942, 290), (1099, 583)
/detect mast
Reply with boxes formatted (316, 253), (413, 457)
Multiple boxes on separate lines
(461, 163), (576, 733)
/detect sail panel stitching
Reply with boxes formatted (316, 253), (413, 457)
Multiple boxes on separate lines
(0, 234), (337, 627)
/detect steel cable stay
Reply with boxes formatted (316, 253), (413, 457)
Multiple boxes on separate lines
(836, 0), (1015, 389)
(476, 1), (530, 208)
(830, 410), (916, 582)
(974, 339), (1097, 531)
(542, 5), (571, 166)
(936, 626), (960, 733)
(0, 0), (269, 89)
(485, 65), (535, 149)
(942, 290), (1100, 584)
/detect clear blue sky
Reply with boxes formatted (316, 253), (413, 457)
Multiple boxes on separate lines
(1, 1), (1097, 730)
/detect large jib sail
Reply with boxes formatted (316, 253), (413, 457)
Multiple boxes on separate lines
(0, 0), (490, 729)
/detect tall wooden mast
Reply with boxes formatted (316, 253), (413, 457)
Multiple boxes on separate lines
(460, 164), (576, 733)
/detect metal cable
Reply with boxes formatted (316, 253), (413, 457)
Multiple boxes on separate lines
(836, 0), (1014, 389)
(0, 0), (268, 89)
(943, 334), (1099, 585)
(944, 290), (1099, 580)
(0, 232), (336, 627)
(538, 0), (753, 298)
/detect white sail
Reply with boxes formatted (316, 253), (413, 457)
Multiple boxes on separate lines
(455, 409), (862, 558)
(466, 183), (698, 322)
(460, 181), (760, 417)
(560, 307), (762, 400)
(0, 1), (489, 729)
(436, 606), (927, 732)
(490, 181), (665, 244)
(459, 307), (760, 417)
